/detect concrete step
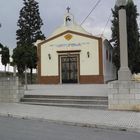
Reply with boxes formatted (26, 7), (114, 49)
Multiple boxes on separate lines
(21, 98), (108, 105)
(23, 95), (108, 100)
(21, 95), (108, 110)
(21, 102), (108, 110)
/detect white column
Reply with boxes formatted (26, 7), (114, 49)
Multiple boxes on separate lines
(118, 7), (131, 81)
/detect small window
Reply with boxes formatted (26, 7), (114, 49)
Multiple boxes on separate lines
(106, 50), (108, 60)
(109, 52), (112, 62)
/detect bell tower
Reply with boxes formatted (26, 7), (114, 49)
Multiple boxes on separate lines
(64, 7), (74, 26)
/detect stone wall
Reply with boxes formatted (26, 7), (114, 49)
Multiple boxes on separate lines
(0, 77), (24, 102)
(108, 81), (140, 111)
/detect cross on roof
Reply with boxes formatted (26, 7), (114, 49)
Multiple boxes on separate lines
(66, 7), (70, 13)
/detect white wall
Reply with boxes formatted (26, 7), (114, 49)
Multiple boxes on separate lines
(103, 40), (116, 82)
(40, 33), (100, 76)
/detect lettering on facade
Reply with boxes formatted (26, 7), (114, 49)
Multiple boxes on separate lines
(50, 42), (90, 47)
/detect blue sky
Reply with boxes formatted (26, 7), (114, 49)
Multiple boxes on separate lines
(0, 0), (140, 51)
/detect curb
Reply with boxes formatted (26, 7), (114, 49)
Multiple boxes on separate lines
(0, 112), (140, 133)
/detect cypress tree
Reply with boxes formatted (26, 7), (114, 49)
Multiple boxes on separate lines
(13, 0), (45, 83)
(111, 0), (140, 73)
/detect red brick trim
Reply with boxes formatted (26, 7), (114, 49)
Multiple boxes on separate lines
(38, 75), (104, 84)
(79, 75), (104, 84)
(37, 43), (41, 83)
(99, 38), (103, 75)
(57, 50), (81, 53)
(38, 76), (60, 84)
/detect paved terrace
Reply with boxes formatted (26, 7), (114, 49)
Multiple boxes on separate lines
(0, 103), (140, 133)
(25, 84), (108, 96)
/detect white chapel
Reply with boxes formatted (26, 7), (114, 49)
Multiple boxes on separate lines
(35, 8), (116, 84)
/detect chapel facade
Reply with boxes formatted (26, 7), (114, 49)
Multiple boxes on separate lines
(35, 8), (116, 84)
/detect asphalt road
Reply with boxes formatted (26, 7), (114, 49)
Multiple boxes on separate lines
(0, 116), (140, 140)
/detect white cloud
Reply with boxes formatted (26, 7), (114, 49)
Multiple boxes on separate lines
(82, 21), (112, 40)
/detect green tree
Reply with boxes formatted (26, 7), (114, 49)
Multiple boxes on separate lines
(13, 44), (38, 82)
(12, 46), (27, 75)
(111, 0), (140, 73)
(13, 0), (45, 83)
(0, 45), (10, 73)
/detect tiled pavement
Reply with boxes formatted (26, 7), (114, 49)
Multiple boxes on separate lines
(0, 103), (140, 133)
